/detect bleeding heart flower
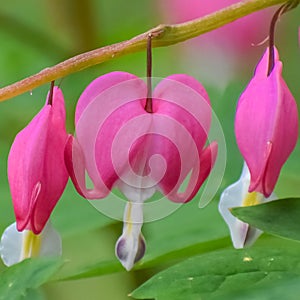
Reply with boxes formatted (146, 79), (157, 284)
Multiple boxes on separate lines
(235, 46), (298, 197)
(65, 71), (218, 270)
(219, 162), (277, 248)
(0, 85), (69, 266)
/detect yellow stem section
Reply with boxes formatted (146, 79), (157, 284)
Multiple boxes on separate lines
(242, 192), (264, 207)
(125, 201), (133, 234)
(21, 230), (41, 260)
(0, 0), (295, 102)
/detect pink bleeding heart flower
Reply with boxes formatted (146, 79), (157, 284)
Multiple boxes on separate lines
(235, 46), (298, 197)
(0, 86), (69, 266)
(65, 71), (218, 270)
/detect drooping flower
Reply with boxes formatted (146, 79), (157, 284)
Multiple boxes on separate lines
(65, 71), (218, 270)
(219, 162), (277, 248)
(235, 46), (298, 198)
(0, 86), (69, 266)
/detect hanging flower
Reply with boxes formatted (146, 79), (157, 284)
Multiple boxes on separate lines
(219, 162), (277, 248)
(0, 85), (69, 266)
(234, 46), (298, 198)
(65, 71), (218, 270)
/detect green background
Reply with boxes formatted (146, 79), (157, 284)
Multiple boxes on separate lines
(0, 1), (299, 299)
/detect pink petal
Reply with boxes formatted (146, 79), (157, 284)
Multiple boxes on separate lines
(235, 47), (298, 197)
(64, 135), (110, 198)
(8, 87), (68, 234)
(150, 74), (215, 202)
(72, 72), (216, 204)
(164, 141), (218, 203)
(75, 71), (141, 124)
(73, 72), (148, 196)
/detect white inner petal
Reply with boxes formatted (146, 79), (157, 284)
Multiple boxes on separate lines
(219, 162), (264, 249)
(0, 220), (62, 267)
(119, 181), (156, 203)
(115, 200), (146, 271)
(0, 222), (23, 267)
(39, 220), (62, 257)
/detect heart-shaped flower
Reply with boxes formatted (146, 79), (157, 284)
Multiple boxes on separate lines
(235, 47), (298, 197)
(0, 86), (68, 266)
(65, 72), (218, 270)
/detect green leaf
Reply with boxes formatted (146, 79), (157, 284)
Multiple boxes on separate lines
(211, 276), (300, 300)
(231, 198), (300, 241)
(19, 288), (45, 300)
(0, 257), (63, 300)
(131, 247), (300, 300)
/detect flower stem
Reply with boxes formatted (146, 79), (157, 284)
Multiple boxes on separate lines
(145, 34), (153, 113)
(267, 1), (298, 75)
(0, 0), (296, 102)
(47, 81), (55, 105)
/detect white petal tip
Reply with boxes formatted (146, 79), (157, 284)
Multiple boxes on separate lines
(0, 223), (23, 266)
(0, 221), (62, 267)
(219, 163), (265, 249)
(115, 234), (146, 271)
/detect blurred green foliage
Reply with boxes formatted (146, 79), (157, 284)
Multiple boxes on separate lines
(0, 1), (299, 299)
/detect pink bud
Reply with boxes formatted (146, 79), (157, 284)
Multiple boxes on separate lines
(235, 47), (298, 197)
(8, 87), (69, 234)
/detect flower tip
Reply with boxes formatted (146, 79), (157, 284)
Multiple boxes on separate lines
(219, 162), (277, 249)
(115, 234), (146, 271)
(0, 222), (21, 267)
(0, 221), (61, 267)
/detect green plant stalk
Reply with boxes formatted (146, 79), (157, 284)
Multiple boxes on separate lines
(0, 0), (295, 102)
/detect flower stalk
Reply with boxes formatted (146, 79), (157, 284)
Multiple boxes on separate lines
(0, 0), (296, 102)
(145, 34), (153, 113)
(47, 81), (55, 105)
(267, 1), (298, 75)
